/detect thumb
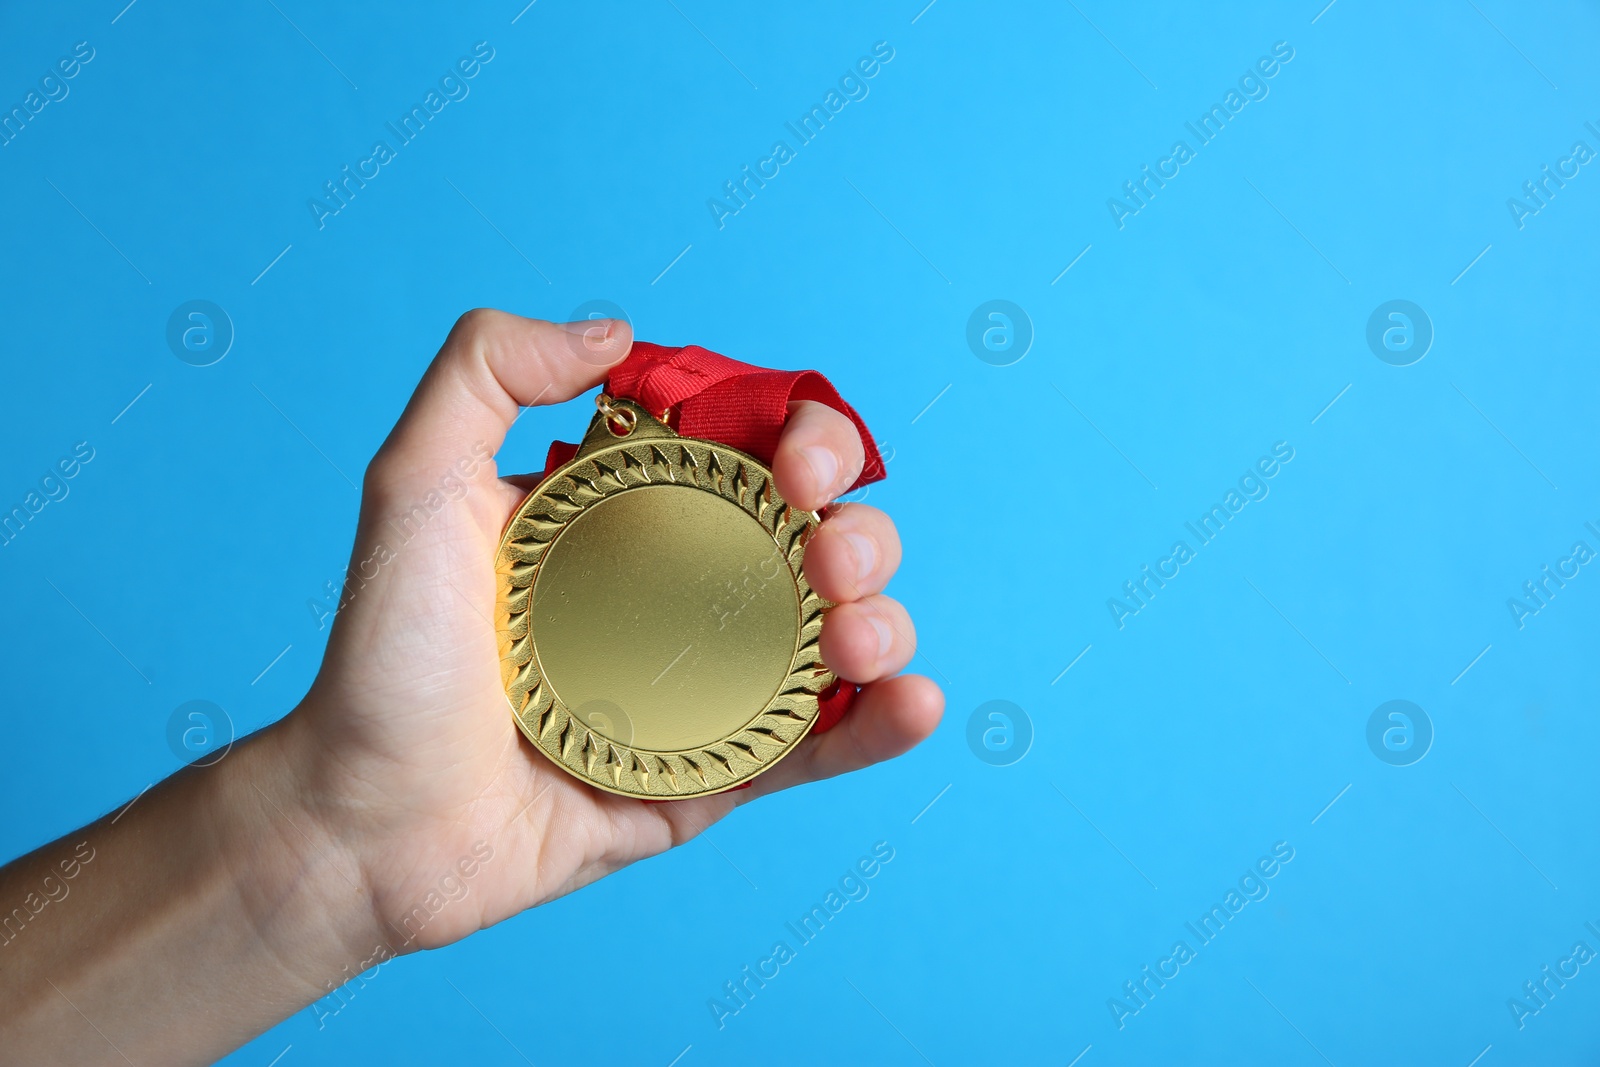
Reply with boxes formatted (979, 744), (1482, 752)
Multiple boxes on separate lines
(372, 309), (632, 484)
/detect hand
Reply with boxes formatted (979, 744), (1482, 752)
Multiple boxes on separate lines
(0, 310), (941, 1067)
(285, 309), (943, 951)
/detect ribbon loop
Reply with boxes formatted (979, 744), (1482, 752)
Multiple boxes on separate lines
(610, 342), (886, 493)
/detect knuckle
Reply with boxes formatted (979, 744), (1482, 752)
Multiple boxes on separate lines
(362, 445), (399, 495)
(448, 308), (539, 372)
(361, 443), (443, 506)
(449, 307), (501, 345)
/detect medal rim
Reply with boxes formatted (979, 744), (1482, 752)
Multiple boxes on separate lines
(493, 402), (831, 800)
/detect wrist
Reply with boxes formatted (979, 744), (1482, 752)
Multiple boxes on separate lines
(272, 686), (530, 955)
(216, 716), (395, 993)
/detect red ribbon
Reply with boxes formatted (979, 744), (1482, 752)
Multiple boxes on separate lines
(540, 341), (886, 741)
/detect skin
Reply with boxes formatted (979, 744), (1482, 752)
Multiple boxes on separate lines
(0, 311), (942, 1066)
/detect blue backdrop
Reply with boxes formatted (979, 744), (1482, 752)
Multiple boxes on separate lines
(3, 1), (1598, 1064)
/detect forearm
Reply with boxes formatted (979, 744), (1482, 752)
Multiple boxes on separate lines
(0, 720), (381, 1066)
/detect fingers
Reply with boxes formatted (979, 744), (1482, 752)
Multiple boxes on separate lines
(804, 504), (901, 603)
(819, 594), (916, 683)
(739, 675), (943, 801)
(373, 309), (633, 483)
(772, 400), (866, 511)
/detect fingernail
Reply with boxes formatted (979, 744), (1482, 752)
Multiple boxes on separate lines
(560, 319), (623, 367)
(844, 532), (877, 581)
(559, 317), (615, 339)
(869, 616), (893, 658)
(801, 445), (839, 500)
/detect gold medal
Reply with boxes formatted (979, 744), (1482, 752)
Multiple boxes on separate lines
(494, 395), (831, 799)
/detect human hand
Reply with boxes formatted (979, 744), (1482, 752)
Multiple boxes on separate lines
(0, 310), (942, 1066)
(282, 309), (944, 953)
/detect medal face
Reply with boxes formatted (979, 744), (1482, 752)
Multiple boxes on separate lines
(494, 399), (831, 799)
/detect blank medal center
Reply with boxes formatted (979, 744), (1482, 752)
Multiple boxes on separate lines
(531, 483), (801, 752)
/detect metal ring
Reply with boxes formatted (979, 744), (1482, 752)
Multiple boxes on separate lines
(595, 393), (637, 436)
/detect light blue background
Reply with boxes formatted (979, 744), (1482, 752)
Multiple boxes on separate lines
(3, 1), (1598, 1064)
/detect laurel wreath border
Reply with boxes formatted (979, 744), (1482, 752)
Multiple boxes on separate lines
(494, 434), (829, 799)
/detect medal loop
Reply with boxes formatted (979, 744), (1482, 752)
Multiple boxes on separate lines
(594, 392), (637, 437)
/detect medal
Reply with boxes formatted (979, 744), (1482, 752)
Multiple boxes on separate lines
(494, 343), (885, 799)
